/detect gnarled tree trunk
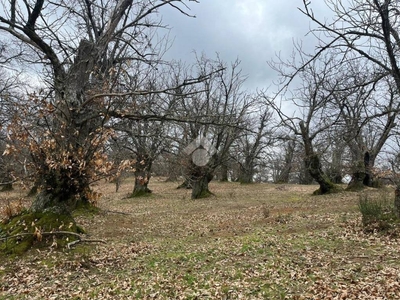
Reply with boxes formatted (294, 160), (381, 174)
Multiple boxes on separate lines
(347, 151), (373, 190)
(192, 167), (214, 199)
(30, 40), (102, 213)
(131, 154), (152, 197)
(299, 121), (338, 194)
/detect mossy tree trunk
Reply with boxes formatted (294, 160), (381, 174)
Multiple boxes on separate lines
(30, 165), (92, 213)
(305, 153), (337, 194)
(299, 121), (337, 194)
(347, 151), (374, 190)
(30, 40), (104, 213)
(192, 167), (214, 199)
(131, 154), (152, 197)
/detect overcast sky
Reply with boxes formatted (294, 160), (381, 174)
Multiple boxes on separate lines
(161, 1), (333, 91)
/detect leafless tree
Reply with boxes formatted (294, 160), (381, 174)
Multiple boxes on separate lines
(267, 51), (343, 194)
(0, 0), (201, 213)
(232, 105), (275, 184)
(299, 0), (400, 196)
(331, 75), (399, 190)
(269, 139), (296, 184)
(175, 56), (251, 198)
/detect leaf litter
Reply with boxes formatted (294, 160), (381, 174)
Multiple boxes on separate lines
(0, 179), (399, 299)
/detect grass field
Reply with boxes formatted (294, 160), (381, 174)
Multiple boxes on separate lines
(1, 178), (400, 299)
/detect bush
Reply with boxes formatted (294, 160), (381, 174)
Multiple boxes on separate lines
(358, 192), (399, 233)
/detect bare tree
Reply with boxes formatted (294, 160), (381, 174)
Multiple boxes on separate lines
(269, 139), (296, 184)
(300, 0), (400, 193)
(175, 56), (251, 198)
(0, 0), (200, 213)
(233, 105), (275, 184)
(332, 76), (398, 190)
(267, 51), (343, 194)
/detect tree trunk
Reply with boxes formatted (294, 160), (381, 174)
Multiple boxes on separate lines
(219, 163), (229, 182)
(395, 185), (400, 216)
(239, 165), (254, 184)
(131, 154), (152, 197)
(347, 171), (366, 191)
(305, 153), (337, 194)
(192, 170), (214, 199)
(276, 164), (291, 183)
(30, 40), (102, 213)
(30, 167), (92, 213)
(276, 140), (295, 183)
(177, 159), (196, 189)
(298, 164), (314, 185)
(347, 151), (373, 190)
(299, 121), (338, 194)
(363, 152), (376, 187)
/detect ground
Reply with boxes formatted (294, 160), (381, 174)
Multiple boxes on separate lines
(0, 178), (399, 299)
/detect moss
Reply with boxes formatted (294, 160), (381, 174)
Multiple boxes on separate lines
(130, 190), (153, 198)
(345, 185), (365, 192)
(72, 202), (99, 219)
(0, 211), (83, 255)
(312, 184), (342, 195)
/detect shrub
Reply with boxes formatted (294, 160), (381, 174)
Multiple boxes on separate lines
(358, 192), (399, 233)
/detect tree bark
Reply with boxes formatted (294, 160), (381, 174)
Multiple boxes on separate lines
(299, 121), (338, 194)
(395, 185), (400, 216)
(192, 169), (214, 199)
(131, 154), (152, 197)
(347, 151), (373, 190)
(30, 40), (101, 213)
(219, 163), (229, 182)
(276, 140), (295, 183)
(305, 153), (337, 194)
(238, 164), (254, 184)
(363, 152), (376, 187)
(276, 165), (291, 184)
(30, 165), (92, 212)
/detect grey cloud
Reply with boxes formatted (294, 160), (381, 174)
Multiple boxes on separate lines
(161, 1), (333, 90)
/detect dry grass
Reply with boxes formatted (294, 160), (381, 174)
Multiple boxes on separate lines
(1, 178), (399, 299)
